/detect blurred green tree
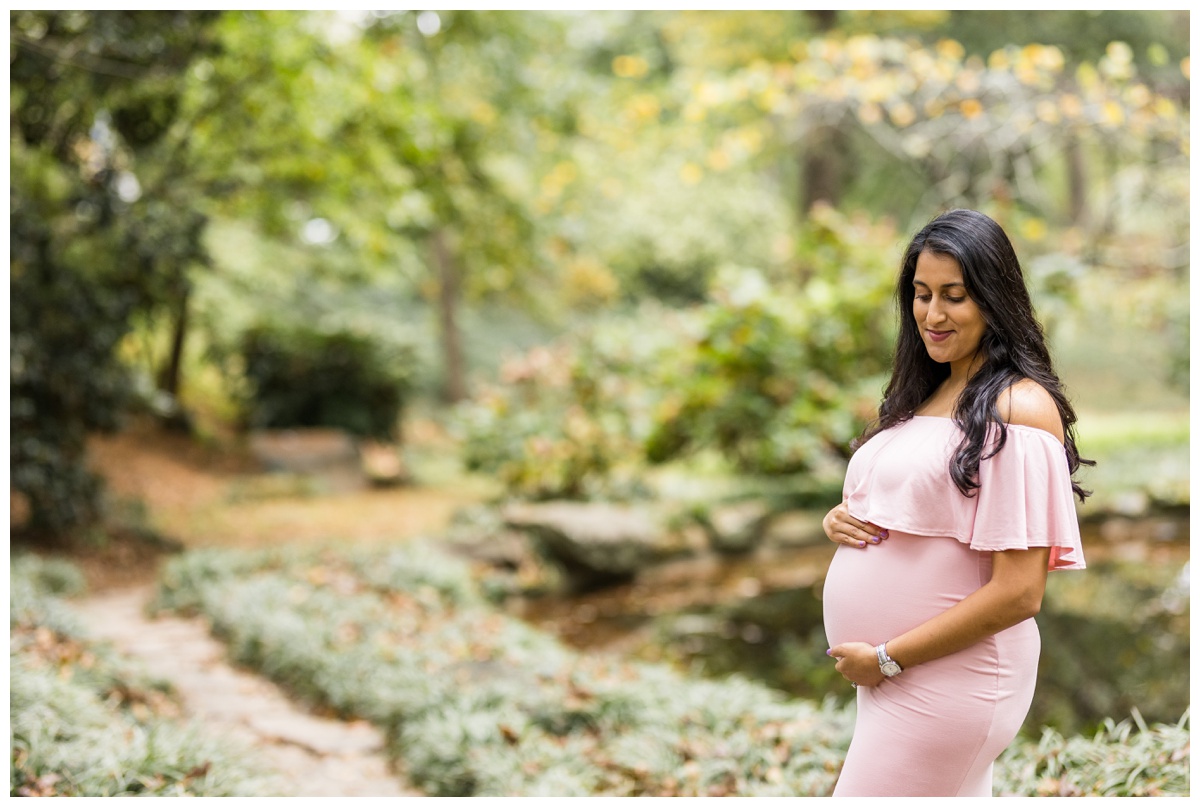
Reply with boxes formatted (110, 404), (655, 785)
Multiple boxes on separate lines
(10, 10), (220, 539)
(11, 11), (579, 538)
(11, 10), (1187, 536)
(187, 11), (573, 403)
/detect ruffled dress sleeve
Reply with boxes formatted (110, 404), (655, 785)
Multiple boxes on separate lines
(842, 417), (1085, 572)
(968, 423), (1085, 571)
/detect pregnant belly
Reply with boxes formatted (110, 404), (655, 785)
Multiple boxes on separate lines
(822, 531), (990, 648)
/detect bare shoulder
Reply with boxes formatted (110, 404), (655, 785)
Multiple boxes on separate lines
(997, 379), (1065, 444)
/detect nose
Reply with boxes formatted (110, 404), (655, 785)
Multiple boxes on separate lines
(926, 297), (948, 325)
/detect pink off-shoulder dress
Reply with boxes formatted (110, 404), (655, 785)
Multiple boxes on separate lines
(822, 415), (1085, 797)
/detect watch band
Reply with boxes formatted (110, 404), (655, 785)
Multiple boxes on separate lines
(875, 642), (903, 677)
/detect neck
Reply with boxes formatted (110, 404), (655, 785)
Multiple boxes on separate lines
(948, 351), (985, 387)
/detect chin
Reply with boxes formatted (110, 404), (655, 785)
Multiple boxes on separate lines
(925, 350), (959, 366)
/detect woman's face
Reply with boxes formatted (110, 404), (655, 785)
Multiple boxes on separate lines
(912, 250), (987, 375)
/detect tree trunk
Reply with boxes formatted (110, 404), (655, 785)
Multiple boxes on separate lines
(799, 10), (846, 216)
(800, 125), (847, 212)
(806, 10), (838, 30)
(430, 228), (467, 403)
(157, 284), (190, 399)
(1065, 131), (1088, 226)
(155, 282), (195, 433)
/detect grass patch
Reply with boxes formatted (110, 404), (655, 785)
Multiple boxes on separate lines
(1070, 407), (1189, 515)
(1074, 408), (1189, 453)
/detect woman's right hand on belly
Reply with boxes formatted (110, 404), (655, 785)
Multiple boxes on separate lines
(822, 501), (888, 548)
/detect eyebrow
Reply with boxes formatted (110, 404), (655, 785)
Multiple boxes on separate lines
(913, 279), (966, 289)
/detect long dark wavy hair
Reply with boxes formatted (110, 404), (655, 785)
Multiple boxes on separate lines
(854, 209), (1092, 502)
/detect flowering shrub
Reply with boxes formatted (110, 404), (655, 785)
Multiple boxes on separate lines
(458, 312), (681, 500)
(459, 206), (898, 497)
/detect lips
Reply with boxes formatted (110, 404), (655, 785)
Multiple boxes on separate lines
(926, 329), (953, 342)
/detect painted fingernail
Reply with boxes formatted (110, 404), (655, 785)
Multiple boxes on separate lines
(858, 541), (867, 548)
(826, 649), (832, 656)
(870, 537), (880, 544)
(880, 530), (889, 539)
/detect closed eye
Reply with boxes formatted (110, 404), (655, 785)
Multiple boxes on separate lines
(915, 292), (966, 304)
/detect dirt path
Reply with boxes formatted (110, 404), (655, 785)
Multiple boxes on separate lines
(82, 421), (491, 553)
(70, 585), (422, 797)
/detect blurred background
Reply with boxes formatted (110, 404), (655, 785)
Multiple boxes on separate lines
(9, 9), (1190, 797)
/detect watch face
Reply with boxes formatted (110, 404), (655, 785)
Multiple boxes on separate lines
(882, 661), (902, 677)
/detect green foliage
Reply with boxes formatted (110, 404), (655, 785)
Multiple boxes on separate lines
(9, 144), (201, 536)
(567, 161), (795, 307)
(9, 555), (272, 796)
(646, 207), (896, 474)
(233, 321), (418, 439)
(9, 555), (88, 637)
(154, 542), (1190, 796)
(10, 151), (117, 534)
(459, 207), (898, 497)
(10, 11), (218, 539)
(10, 554), (87, 600)
(457, 312), (676, 499)
(687, 27), (1188, 230)
(153, 543), (855, 796)
(1057, 268), (1190, 413)
(934, 10), (1190, 81)
(593, 549), (1187, 741)
(995, 711), (1190, 797)
(10, 11), (221, 153)
(1033, 558), (1190, 735)
(12, 9), (1187, 537)
(1077, 442), (1189, 515)
(10, 663), (271, 797)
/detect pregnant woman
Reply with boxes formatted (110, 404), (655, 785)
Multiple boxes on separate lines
(821, 209), (1090, 797)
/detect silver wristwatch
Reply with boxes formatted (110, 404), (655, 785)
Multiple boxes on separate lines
(876, 643), (903, 677)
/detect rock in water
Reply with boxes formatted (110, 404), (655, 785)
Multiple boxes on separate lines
(502, 501), (697, 591)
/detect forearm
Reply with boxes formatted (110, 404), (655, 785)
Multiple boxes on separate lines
(885, 578), (1038, 670)
(886, 547), (1050, 670)
(828, 548), (1050, 686)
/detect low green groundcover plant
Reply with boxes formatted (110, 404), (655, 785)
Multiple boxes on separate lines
(10, 555), (274, 797)
(996, 710), (1190, 797)
(154, 542), (1189, 797)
